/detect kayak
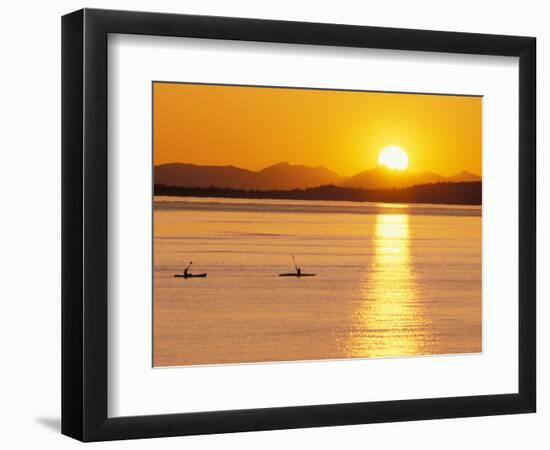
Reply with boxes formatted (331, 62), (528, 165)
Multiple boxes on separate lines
(174, 273), (208, 278)
(278, 273), (316, 277)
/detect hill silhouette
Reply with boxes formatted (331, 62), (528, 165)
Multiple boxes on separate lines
(155, 181), (482, 206)
(155, 162), (480, 191)
(155, 162), (344, 190)
(255, 162), (345, 189)
(341, 166), (447, 189)
(446, 170), (482, 182)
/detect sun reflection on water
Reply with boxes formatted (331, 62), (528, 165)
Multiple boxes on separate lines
(347, 213), (429, 358)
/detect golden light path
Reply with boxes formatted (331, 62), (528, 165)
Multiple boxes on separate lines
(348, 213), (428, 358)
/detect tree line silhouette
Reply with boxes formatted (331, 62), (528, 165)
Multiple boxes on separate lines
(154, 182), (481, 205)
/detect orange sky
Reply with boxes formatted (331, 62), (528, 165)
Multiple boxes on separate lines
(153, 82), (481, 177)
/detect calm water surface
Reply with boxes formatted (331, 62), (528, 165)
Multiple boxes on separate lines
(153, 196), (481, 367)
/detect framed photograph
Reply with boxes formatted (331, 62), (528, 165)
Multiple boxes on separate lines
(61, 8), (536, 441)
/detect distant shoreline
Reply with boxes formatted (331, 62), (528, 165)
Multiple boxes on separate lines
(154, 182), (482, 206)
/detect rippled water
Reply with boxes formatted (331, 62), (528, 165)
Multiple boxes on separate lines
(153, 196), (481, 367)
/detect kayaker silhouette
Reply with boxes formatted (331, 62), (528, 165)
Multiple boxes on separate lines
(278, 256), (315, 277)
(293, 255), (301, 276)
(183, 261), (192, 276)
(174, 261), (207, 279)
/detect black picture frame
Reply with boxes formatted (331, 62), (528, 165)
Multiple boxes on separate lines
(62, 8), (536, 442)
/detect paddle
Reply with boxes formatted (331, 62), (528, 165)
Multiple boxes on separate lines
(292, 255), (298, 273)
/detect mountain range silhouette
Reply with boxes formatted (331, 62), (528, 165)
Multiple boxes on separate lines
(155, 162), (480, 191)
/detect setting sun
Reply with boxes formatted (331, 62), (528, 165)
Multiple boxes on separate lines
(378, 146), (409, 170)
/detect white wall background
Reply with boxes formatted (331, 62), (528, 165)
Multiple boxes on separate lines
(0, 0), (545, 448)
